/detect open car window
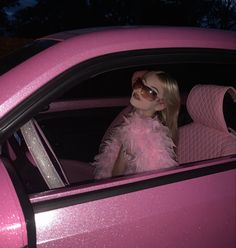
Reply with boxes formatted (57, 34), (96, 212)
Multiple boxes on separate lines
(3, 58), (235, 194)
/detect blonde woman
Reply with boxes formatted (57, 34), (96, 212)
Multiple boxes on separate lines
(93, 70), (180, 179)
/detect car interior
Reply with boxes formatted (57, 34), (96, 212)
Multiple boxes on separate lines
(3, 62), (236, 194)
(177, 84), (236, 164)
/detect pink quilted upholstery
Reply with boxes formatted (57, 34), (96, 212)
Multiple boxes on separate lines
(177, 85), (236, 164)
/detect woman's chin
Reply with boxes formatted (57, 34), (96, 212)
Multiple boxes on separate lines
(130, 98), (146, 110)
(130, 97), (139, 108)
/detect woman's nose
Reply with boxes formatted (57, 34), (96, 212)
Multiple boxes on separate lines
(136, 87), (143, 94)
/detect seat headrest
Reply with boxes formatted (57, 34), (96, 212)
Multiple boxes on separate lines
(186, 84), (236, 132)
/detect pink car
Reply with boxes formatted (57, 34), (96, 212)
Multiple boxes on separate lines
(0, 27), (235, 248)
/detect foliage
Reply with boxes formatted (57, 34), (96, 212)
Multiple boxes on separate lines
(2, 0), (236, 38)
(202, 0), (236, 29)
(0, 0), (19, 29)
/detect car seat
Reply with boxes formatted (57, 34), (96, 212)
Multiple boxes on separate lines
(177, 84), (236, 164)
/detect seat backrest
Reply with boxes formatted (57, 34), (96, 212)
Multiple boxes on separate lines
(177, 84), (236, 164)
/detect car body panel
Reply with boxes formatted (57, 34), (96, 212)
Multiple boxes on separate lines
(0, 27), (236, 118)
(0, 26), (235, 247)
(32, 161), (236, 247)
(0, 160), (27, 248)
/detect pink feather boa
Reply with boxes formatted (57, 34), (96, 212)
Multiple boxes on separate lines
(93, 112), (178, 179)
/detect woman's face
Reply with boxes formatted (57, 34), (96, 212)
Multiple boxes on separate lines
(130, 73), (166, 117)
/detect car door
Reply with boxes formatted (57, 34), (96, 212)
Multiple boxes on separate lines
(31, 157), (236, 248)
(29, 68), (236, 247)
(0, 159), (28, 248)
(1, 46), (236, 248)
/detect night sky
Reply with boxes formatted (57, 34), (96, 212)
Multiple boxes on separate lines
(5, 0), (37, 19)
(20, 0), (37, 6)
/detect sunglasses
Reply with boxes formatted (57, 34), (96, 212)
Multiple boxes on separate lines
(132, 78), (160, 101)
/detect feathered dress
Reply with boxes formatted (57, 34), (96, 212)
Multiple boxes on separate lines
(93, 112), (178, 179)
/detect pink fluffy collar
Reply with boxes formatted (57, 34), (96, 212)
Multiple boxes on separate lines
(93, 112), (177, 179)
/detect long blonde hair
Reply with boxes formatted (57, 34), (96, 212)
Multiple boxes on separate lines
(143, 71), (180, 145)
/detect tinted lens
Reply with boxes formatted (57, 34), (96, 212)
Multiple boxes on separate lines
(143, 87), (158, 101)
(133, 78), (157, 101)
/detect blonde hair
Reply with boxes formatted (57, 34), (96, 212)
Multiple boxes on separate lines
(143, 71), (180, 145)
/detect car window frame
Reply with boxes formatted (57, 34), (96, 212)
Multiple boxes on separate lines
(0, 47), (235, 143)
(1, 47), (236, 190)
(1, 48), (235, 188)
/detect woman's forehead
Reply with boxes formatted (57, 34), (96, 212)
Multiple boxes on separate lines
(144, 73), (164, 93)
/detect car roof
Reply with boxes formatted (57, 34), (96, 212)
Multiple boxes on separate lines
(0, 26), (236, 118)
(39, 26), (236, 49)
(39, 26), (133, 41)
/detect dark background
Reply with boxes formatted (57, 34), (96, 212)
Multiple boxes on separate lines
(1, 0), (236, 57)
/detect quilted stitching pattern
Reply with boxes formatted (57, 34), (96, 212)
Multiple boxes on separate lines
(178, 85), (236, 164)
(187, 85), (232, 132)
(177, 124), (236, 164)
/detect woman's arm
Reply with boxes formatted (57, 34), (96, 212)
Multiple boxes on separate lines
(112, 146), (127, 177)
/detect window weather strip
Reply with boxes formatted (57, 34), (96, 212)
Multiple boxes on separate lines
(20, 120), (65, 189)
